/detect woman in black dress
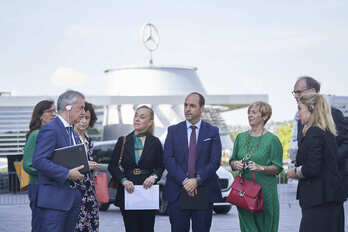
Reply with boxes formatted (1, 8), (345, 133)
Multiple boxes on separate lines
(287, 93), (345, 232)
(108, 105), (164, 232)
(74, 102), (100, 232)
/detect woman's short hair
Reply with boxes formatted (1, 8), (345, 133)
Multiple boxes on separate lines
(84, 102), (97, 128)
(136, 105), (155, 135)
(247, 101), (272, 125)
(299, 93), (336, 136)
(26, 100), (55, 139)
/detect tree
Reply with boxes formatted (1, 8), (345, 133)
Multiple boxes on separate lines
(229, 130), (241, 142)
(274, 122), (293, 161)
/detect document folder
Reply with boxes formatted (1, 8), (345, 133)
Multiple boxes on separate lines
(180, 186), (209, 210)
(125, 185), (159, 210)
(52, 144), (90, 174)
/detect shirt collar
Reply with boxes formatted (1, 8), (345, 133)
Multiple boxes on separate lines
(58, 115), (72, 128)
(186, 120), (202, 130)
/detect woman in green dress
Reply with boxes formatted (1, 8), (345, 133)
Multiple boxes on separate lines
(23, 100), (56, 232)
(230, 101), (283, 232)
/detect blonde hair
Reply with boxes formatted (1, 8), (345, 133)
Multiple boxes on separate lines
(247, 101), (272, 125)
(299, 93), (336, 136)
(136, 105), (155, 135)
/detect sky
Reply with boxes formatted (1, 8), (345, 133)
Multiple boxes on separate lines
(1, 1), (348, 125)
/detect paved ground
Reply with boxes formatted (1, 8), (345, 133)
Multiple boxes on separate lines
(0, 183), (347, 231)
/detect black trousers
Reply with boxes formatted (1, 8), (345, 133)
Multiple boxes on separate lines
(121, 209), (156, 232)
(300, 202), (344, 232)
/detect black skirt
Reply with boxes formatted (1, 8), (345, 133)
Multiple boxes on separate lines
(300, 202), (344, 232)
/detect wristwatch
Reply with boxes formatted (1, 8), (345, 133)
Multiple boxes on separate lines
(152, 174), (158, 181)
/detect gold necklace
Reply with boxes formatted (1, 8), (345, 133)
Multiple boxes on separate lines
(245, 129), (264, 160)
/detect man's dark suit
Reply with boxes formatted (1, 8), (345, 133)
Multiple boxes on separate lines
(296, 126), (345, 231)
(298, 107), (348, 197)
(163, 120), (222, 232)
(32, 117), (82, 232)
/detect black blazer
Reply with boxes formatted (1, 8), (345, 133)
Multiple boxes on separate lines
(296, 126), (345, 208)
(108, 131), (164, 209)
(298, 107), (348, 161)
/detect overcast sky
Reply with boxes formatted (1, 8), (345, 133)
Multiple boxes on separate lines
(1, 1), (347, 125)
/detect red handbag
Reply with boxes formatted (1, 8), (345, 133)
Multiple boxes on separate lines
(94, 173), (110, 203)
(226, 172), (264, 213)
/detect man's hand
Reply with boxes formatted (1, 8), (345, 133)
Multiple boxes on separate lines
(143, 176), (156, 189)
(187, 188), (197, 197)
(183, 178), (198, 196)
(123, 180), (135, 193)
(68, 165), (84, 181)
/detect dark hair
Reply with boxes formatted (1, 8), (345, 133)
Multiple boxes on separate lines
(299, 76), (321, 93)
(188, 92), (205, 107)
(26, 100), (55, 139)
(84, 102), (97, 128)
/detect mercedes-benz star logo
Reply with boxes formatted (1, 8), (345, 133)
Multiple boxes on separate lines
(142, 23), (160, 52)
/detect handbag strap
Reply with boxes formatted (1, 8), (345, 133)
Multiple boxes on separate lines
(117, 136), (126, 166)
(241, 171), (257, 183)
(251, 172), (256, 183)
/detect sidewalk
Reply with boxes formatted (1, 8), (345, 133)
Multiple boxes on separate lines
(0, 183), (347, 231)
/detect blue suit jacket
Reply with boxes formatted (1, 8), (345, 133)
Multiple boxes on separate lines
(32, 117), (81, 211)
(163, 120), (222, 203)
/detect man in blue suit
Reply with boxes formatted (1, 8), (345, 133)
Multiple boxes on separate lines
(33, 90), (86, 232)
(164, 92), (222, 232)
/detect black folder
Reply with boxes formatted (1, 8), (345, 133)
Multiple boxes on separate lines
(52, 144), (90, 174)
(180, 186), (209, 210)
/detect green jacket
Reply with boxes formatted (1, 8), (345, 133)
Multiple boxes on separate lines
(23, 130), (39, 184)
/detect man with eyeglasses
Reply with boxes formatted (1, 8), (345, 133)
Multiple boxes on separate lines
(290, 76), (348, 225)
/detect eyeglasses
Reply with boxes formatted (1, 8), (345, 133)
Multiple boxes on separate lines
(43, 109), (57, 115)
(291, 89), (309, 96)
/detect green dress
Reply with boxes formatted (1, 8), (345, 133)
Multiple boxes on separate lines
(230, 131), (283, 232)
(23, 130), (39, 184)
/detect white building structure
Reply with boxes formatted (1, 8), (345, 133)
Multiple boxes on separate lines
(0, 65), (268, 166)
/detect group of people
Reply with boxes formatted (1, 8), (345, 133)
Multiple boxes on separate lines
(21, 75), (347, 232)
(23, 90), (100, 232)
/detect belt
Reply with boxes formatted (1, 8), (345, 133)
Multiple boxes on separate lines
(126, 168), (152, 176)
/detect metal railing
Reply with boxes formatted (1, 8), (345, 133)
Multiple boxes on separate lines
(0, 171), (29, 205)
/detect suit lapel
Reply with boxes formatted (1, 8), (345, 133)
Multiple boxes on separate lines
(196, 121), (206, 156)
(72, 130), (81, 144)
(181, 121), (189, 156)
(55, 117), (71, 146)
(128, 134), (137, 165)
(137, 133), (151, 164)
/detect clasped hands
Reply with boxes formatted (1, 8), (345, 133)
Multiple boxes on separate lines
(122, 176), (156, 193)
(232, 160), (264, 172)
(183, 178), (198, 197)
